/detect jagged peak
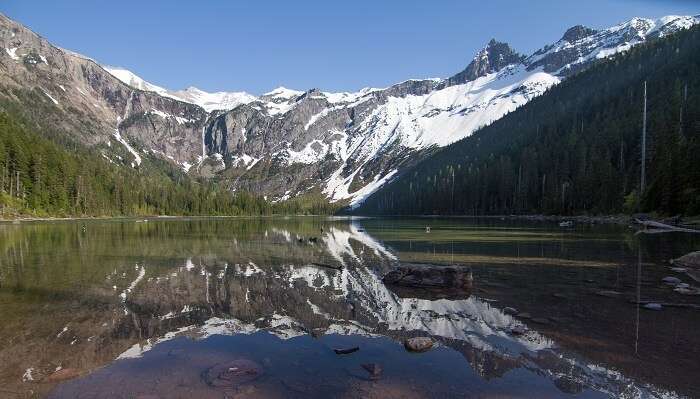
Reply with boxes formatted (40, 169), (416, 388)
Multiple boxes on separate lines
(561, 25), (598, 42)
(446, 39), (524, 86)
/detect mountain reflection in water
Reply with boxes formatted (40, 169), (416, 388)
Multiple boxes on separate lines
(0, 217), (698, 398)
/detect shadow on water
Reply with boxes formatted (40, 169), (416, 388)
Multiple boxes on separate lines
(0, 217), (698, 398)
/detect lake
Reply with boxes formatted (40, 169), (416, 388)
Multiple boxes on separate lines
(0, 217), (698, 398)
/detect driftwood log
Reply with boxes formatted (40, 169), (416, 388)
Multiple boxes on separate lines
(634, 219), (700, 234)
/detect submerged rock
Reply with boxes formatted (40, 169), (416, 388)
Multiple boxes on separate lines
(596, 290), (621, 298)
(334, 347), (360, 355)
(643, 303), (663, 311)
(204, 359), (263, 388)
(503, 307), (518, 315)
(404, 337), (434, 352)
(662, 276), (682, 285)
(361, 363), (383, 379)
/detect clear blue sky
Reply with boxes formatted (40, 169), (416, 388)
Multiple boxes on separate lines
(2, 0), (698, 94)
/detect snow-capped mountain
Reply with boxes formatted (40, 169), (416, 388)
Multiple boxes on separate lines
(104, 66), (257, 112)
(1, 13), (697, 206)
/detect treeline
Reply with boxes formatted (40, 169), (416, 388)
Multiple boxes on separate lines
(359, 24), (700, 216)
(0, 111), (329, 217)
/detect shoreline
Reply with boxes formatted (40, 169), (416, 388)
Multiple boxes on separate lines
(0, 214), (356, 223)
(2, 213), (698, 227)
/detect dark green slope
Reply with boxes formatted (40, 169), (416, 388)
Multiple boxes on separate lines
(0, 110), (333, 218)
(358, 25), (700, 216)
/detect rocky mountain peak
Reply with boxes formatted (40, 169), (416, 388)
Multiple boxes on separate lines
(445, 39), (525, 86)
(561, 25), (598, 42)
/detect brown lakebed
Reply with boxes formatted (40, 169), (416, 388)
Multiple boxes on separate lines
(0, 217), (698, 398)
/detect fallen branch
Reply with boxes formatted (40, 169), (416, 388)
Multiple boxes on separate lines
(634, 219), (700, 234)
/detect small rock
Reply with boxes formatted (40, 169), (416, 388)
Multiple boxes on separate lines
(404, 337), (434, 352)
(662, 276), (682, 285)
(361, 363), (383, 379)
(671, 267), (687, 273)
(643, 303), (663, 311)
(516, 312), (531, 319)
(503, 307), (518, 315)
(532, 318), (550, 325)
(676, 283), (690, 289)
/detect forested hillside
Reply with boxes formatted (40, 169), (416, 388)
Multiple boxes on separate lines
(358, 24), (700, 216)
(0, 110), (334, 218)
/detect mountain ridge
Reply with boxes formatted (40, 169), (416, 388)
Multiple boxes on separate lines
(1, 13), (697, 208)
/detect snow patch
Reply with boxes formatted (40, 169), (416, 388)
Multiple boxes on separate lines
(113, 128), (142, 167)
(5, 47), (19, 60)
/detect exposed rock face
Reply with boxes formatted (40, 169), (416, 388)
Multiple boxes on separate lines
(443, 39), (525, 85)
(1, 13), (698, 206)
(0, 13), (208, 167)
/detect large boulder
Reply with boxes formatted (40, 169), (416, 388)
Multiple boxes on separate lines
(382, 263), (473, 299)
(404, 337), (434, 353)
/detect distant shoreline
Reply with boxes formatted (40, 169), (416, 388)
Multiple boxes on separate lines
(3, 214), (698, 227)
(0, 214), (354, 223)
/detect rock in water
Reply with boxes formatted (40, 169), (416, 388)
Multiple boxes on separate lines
(383, 263), (473, 300)
(643, 303), (663, 311)
(334, 347), (359, 355)
(383, 264), (472, 289)
(204, 359), (263, 388)
(361, 363), (383, 379)
(404, 337), (434, 352)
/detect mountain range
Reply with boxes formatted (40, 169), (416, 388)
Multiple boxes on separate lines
(0, 13), (697, 208)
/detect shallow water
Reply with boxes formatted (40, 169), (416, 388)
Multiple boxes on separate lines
(0, 217), (698, 398)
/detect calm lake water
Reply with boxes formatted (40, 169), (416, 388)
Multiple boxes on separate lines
(0, 217), (698, 398)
